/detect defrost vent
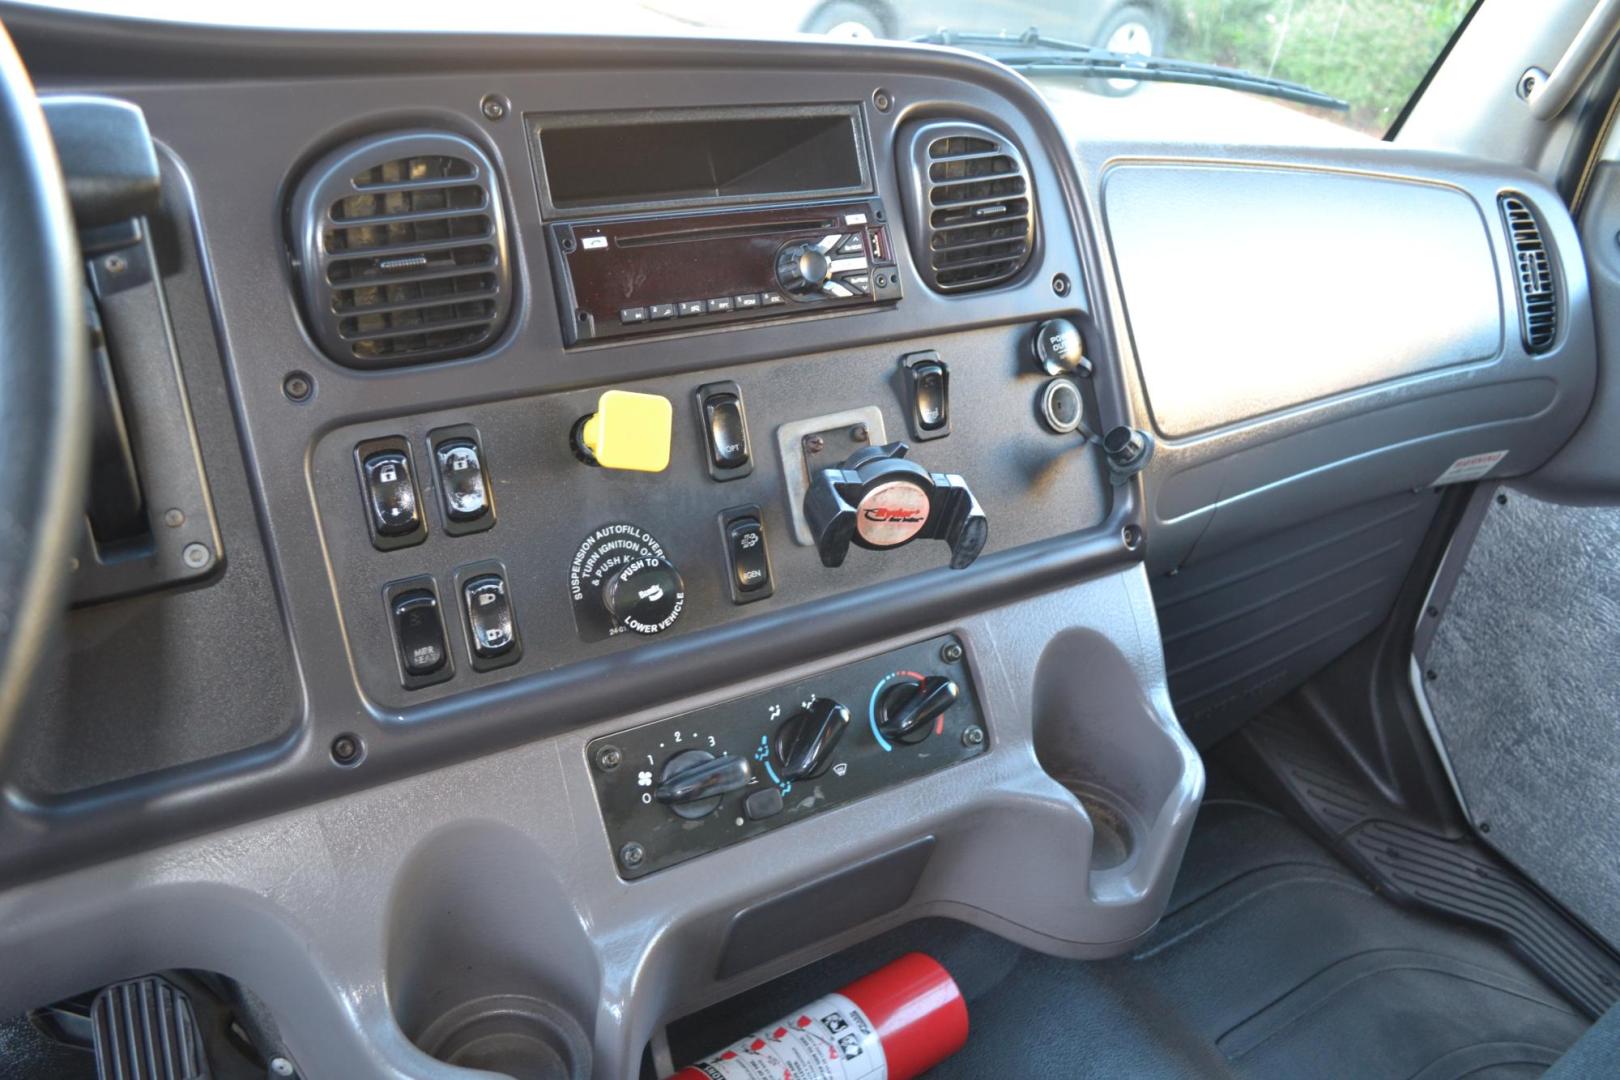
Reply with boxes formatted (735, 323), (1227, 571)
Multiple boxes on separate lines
(290, 131), (512, 368)
(901, 120), (1035, 292)
(1500, 194), (1556, 353)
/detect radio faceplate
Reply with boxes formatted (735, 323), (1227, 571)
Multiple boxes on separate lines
(552, 199), (902, 344)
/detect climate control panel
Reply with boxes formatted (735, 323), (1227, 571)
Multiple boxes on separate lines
(586, 634), (985, 878)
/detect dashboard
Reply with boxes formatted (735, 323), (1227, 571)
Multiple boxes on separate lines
(0, 6), (1597, 1079)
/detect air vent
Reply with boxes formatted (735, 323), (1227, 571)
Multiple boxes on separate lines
(900, 121), (1036, 293)
(290, 132), (512, 368)
(1500, 194), (1557, 353)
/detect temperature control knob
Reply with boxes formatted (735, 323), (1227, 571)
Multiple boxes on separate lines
(776, 242), (832, 296)
(774, 698), (852, 782)
(602, 557), (685, 635)
(655, 749), (751, 819)
(876, 675), (960, 746)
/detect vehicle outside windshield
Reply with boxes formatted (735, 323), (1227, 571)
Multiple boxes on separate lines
(26, 0), (1476, 137)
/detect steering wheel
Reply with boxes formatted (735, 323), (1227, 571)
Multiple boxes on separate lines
(0, 22), (89, 748)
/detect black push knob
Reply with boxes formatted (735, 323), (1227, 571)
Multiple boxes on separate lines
(654, 749), (751, 819)
(1031, 318), (1089, 377)
(774, 698), (852, 782)
(602, 557), (685, 635)
(877, 675), (959, 745)
(777, 242), (832, 295)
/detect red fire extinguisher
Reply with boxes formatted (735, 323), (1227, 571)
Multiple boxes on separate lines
(667, 952), (969, 1080)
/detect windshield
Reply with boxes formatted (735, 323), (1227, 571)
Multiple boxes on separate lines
(26, 0), (1476, 138)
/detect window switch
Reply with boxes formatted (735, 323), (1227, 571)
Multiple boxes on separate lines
(696, 381), (753, 480)
(430, 426), (495, 536)
(461, 568), (522, 670)
(720, 506), (773, 604)
(356, 438), (426, 550)
(388, 582), (452, 689)
(901, 352), (950, 441)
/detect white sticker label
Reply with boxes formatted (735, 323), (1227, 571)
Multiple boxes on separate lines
(1432, 450), (1508, 487)
(681, 993), (886, 1080)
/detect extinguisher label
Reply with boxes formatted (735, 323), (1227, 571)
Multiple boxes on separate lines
(682, 992), (887, 1080)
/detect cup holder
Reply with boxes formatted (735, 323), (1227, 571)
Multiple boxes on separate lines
(386, 822), (599, 1080)
(1052, 779), (1142, 873)
(416, 994), (590, 1080)
(1032, 628), (1197, 900)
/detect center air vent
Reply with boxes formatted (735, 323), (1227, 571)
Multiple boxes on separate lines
(900, 121), (1036, 293)
(290, 132), (512, 368)
(1500, 194), (1557, 353)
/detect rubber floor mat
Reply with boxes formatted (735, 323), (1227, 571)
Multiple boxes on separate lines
(667, 790), (1589, 1078)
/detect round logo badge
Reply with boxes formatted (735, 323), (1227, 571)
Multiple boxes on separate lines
(855, 480), (931, 547)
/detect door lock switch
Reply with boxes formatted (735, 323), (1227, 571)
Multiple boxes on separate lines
(431, 427), (495, 535)
(356, 438), (426, 550)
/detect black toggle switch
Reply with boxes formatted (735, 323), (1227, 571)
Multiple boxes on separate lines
(364, 451), (420, 538)
(901, 352), (950, 440)
(696, 381), (753, 480)
(356, 438), (426, 551)
(430, 426), (495, 536)
(389, 585), (451, 688)
(720, 507), (774, 604)
(461, 570), (521, 669)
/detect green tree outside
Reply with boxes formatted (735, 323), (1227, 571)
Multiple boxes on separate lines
(1168, 0), (1476, 133)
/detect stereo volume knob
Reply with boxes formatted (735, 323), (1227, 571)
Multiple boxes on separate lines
(776, 242), (832, 296)
(602, 557), (685, 635)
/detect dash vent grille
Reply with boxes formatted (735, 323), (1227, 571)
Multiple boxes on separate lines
(291, 134), (512, 368)
(1500, 194), (1556, 354)
(901, 122), (1035, 293)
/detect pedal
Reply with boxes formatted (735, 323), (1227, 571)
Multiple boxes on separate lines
(90, 975), (211, 1079)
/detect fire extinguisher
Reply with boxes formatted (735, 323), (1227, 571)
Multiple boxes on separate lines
(667, 952), (968, 1080)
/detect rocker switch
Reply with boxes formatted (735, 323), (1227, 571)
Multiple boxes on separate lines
(696, 381), (753, 479)
(901, 352), (950, 440)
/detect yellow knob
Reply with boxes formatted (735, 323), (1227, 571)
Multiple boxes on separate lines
(577, 390), (673, 473)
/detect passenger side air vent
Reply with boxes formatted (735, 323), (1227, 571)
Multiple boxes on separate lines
(1500, 194), (1557, 353)
(900, 121), (1036, 293)
(290, 132), (512, 368)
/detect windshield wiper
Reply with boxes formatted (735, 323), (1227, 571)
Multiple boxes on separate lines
(915, 28), (1349, 112)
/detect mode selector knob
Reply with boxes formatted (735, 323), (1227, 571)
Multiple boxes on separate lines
(602, 557), (685, 635)
(774, 698), (852, 782)
(777, 242), (832, 296)
(877, 675), (960, 746)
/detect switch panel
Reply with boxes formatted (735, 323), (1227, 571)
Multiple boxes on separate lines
(355, 437), (426, 550)
(385, 577), (452, 689)
(719, 504), (773, 603)
(456, 561), (522, 671)
(586, 634), (985, 878)
(901, 351), (950, 441)
(696, 380), (753, 480)
(430, 425), (495, 535)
